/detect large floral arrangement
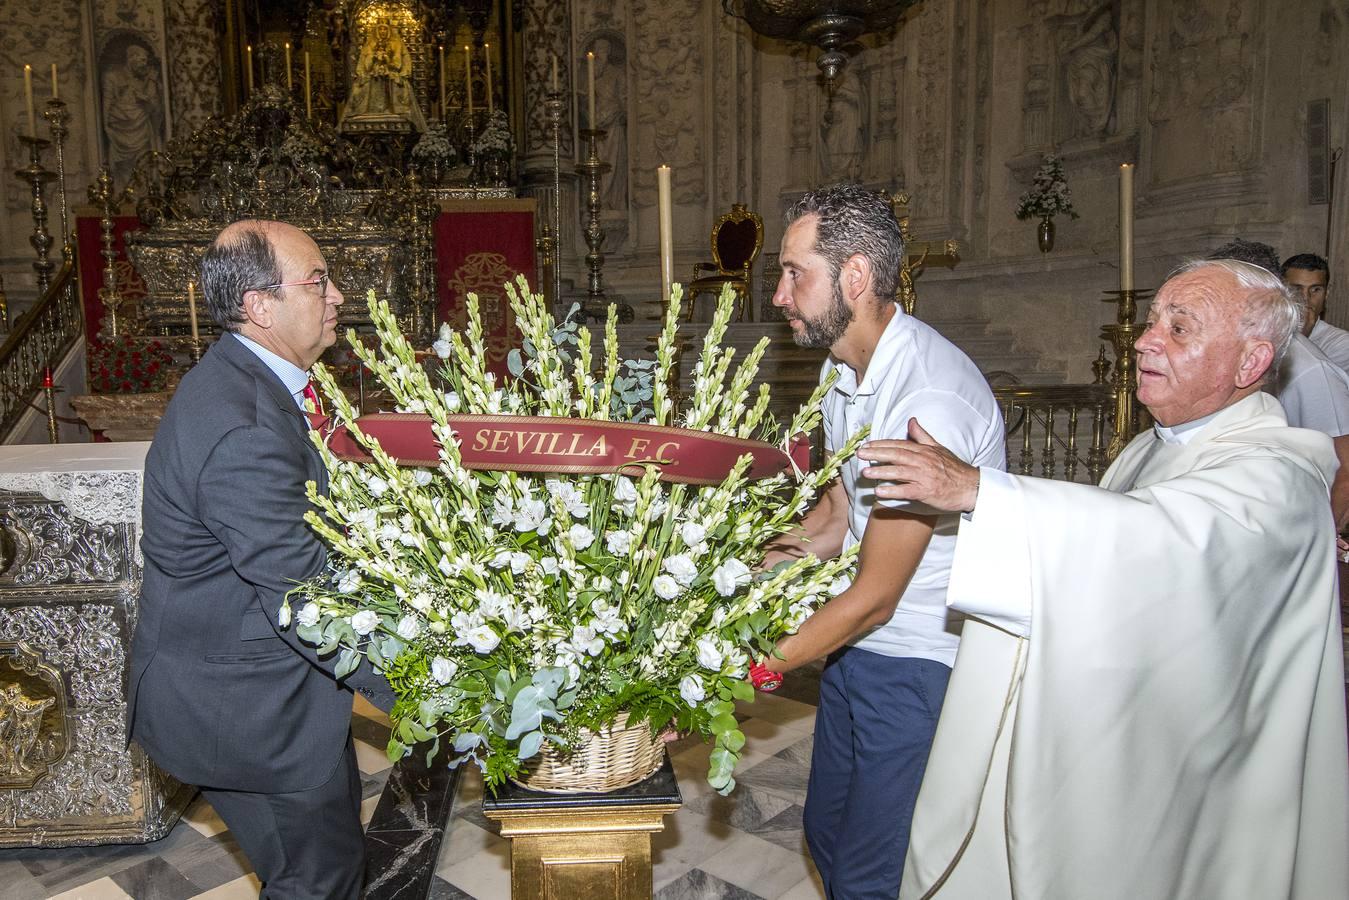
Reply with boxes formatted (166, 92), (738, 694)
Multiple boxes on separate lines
(1015, 153), (1079, 220)
(287, 282), (861, 793)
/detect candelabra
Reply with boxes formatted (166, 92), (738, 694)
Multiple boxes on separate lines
(1099, 288), (1153, 458)
(88, 168), (124, 338)
(42, 367), (59, 444)
(15, 135), (56, 296)
(575, 128), (610, 321)
(43, 98), (72, 258)
(544, 89), (564, 311)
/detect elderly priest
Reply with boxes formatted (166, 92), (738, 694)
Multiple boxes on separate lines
(858, 258), (1349, 900)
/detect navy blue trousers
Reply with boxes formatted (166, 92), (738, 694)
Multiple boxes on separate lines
(803, 647), (952, 900)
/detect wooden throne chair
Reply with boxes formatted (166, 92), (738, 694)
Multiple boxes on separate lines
(686, 203), (764, 322)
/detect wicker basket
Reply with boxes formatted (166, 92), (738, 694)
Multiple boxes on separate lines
(511, 713), (665, 793)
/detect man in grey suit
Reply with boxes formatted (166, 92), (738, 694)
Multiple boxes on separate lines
(128, 219), (394, 899)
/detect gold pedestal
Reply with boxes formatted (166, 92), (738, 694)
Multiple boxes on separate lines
(482, 759), (681, 900)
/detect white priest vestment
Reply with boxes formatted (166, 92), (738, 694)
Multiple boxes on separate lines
(901, 392), (1349, 900)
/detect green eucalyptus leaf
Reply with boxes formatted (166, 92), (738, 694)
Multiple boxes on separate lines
(517, 730), (544, 760)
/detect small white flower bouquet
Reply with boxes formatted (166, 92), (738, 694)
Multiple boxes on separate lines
(287, 281), (861, 793)
(1015, 154), (1079, 220)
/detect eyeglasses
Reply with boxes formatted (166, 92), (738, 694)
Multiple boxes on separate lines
(261, 273), (331, 297)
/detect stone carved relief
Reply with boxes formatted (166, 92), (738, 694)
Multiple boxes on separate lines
(522, 0), (572, 158)
(630, 0), (702, 204)
(1148, 0), (1257, 182)
(0, 501), (128, 586)
(818, 65), (869, 182)
(913, 0), (948, 215)
(1051, 0), (1119, 139)
(585, 30), (629, 218)
(98, 30), (167, 188)
(166, 0), (222, 137)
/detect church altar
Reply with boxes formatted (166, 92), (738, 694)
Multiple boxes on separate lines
(0, 442), (193, 847)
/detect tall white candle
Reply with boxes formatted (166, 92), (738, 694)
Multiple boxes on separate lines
(187, 281), (200, 342)
(304, 51), (312, 118)
(586, 51), (596, 130)
(1119, 163), (1135, 292)
(23, 64), (36, 136)
(464, 45), (473, 117)
(50, 63), (58, 100)
(551, 54), (559, 93)
(484, 43), (493, 114)
(438, 45), (446, 120)
(245, 45), (254, 93)
(658, 165), (674, 304)
(284, 42), (292, 91)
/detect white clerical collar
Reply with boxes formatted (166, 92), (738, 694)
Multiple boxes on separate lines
(1153, 410), (1219, 445)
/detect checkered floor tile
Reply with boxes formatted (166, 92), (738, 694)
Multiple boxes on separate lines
(0, 670), (825, 900)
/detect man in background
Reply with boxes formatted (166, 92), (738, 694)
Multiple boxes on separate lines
(1283, 252), (1349, 371)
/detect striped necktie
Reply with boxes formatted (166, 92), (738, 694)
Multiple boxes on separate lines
(301, 380), (323, 415)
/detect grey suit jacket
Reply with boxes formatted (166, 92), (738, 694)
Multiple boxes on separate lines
(128, 332), (394, 793)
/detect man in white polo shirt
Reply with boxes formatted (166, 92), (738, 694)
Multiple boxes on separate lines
(759, 184), (1005, 899)
(1283, 253), (1349, 371)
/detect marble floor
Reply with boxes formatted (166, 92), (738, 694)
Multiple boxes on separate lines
(0, 667), (825, 900)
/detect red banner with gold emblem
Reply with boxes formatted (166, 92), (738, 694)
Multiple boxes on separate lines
(433, 199), (536, 379)
(309, 413), (810, 485)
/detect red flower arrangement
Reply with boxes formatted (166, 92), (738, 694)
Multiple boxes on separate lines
(88, 332), (176, 394)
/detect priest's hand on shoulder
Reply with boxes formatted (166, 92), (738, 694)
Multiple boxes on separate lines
(858, 418), (980, 513)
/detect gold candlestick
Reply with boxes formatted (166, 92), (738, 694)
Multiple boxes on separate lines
(16, 135), (56, 296)
(87, 167), (124, 338)
(43, 98), (71, 258)
(544, 88), (565, 312)
(42, 366), (59, 444)
(575, 129), (618, 321)
(1100, 287), (1153, 459)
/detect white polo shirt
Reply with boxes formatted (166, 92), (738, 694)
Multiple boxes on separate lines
(822, 307), (1006, 666)
(1310, 319), (1349, 374)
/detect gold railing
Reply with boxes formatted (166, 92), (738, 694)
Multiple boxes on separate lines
(993, 382), (1115, 484)
(0, 252), (83, 439)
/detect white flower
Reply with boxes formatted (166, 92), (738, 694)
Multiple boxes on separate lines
(412, 469), (434, 487)
(712, 559), (752, 597)
(349, 508), (377, 531)
(591, 574), (613, 591)
(444, 390), (461, 411)
(680, 521), (707, 546)
(396, 615), (422, 640)
(489, 550), (513, 569)
(501, 603), (531, 633)
(830, 575), (851, 596)
(662, 554), (698, 587)
(277, 603), (292, 628)
(540, 557), (560, 576)
(514, 498), (552, 534)
(724, 646), (748, 677)
(432, 338), (452, 359)
(399, 531), (420, 548)
(546, 480), (591, 518)
(408, 592), (433, 612)
(367, 475), (389, 497)
(465, 624), (501, 654)
(695, 636), (724, 671)
(612, 477), (639, 514)
(680, 674), (706, 706)
(338, 571), (362, 593)
(567, 523), (596, 551)
(351, 610), (380, 636)
(437, 554), (456, 576)
(605, 530), (633, 555)
(431, 656), (457, 684)
(571, 625), (604, 656)
(475, 588), (509, 619)
(296, 602), (321, 627)
(653, 574), (682, 600)
(378, 522), (401, 544)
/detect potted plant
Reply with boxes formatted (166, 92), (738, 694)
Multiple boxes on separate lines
(287, 282), (860, 795)
(1016, 154), (1078, 252)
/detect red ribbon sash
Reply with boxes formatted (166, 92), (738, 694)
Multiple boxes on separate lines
(308, 413), (810, 485)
